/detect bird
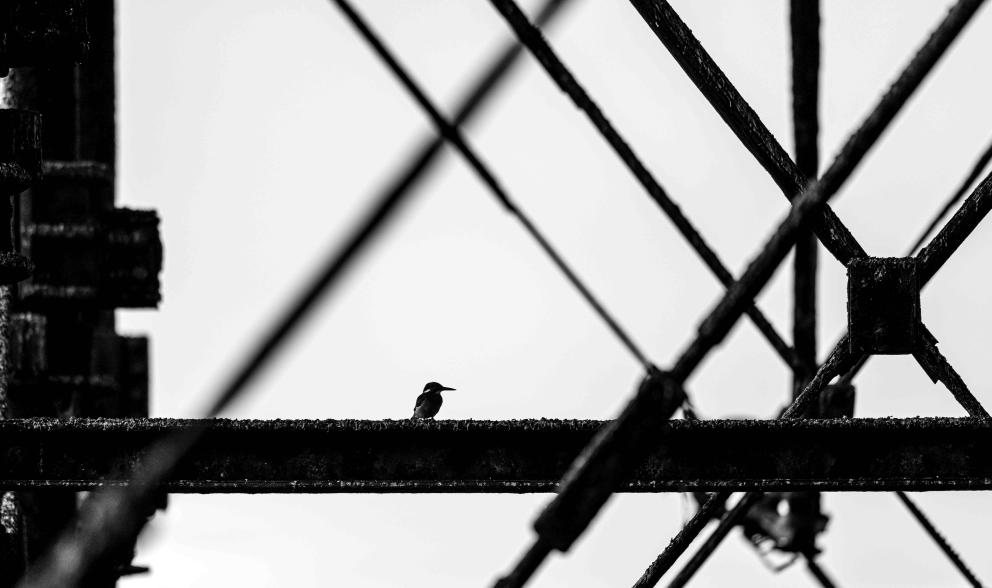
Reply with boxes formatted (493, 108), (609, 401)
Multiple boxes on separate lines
(412, 381), (455, 419)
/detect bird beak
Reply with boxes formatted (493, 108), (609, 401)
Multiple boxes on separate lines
(441, 386), (456, 392)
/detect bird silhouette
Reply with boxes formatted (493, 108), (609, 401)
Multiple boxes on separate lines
(412, 381), (455, 419)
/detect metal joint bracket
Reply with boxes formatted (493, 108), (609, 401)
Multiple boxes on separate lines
(848, 256), (921, 355)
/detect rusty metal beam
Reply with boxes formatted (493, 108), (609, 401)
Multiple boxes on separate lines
(0, 417), (990, 493)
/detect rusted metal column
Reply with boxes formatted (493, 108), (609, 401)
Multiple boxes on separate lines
(3, 0), (161, 585)
(1, 2), (87, 583)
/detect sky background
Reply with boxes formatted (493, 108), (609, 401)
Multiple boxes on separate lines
(111, 0), (992, 585)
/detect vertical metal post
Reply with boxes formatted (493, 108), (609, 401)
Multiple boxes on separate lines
(786, 0), (826, 556)
(790, 2), (819, 390)
(3, 1), (160, 585)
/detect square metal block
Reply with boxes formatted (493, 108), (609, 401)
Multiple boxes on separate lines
(848, 257), (921, 355)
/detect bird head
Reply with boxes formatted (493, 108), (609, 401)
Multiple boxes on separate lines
(423, 381), (455, 394)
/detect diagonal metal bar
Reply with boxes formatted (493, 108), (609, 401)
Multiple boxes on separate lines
(628, 0), (866, 266)
(895, 492), (983, 587)
(912, 334), (990, 419)
(804, 554), (839, 588)
(331, 0), (653, 369)
(918, 170), (992, 284)
(496, 370), (684, 588)
(666, 492), (762, 588)
(632, 492), (730, 588)
(485, 0), (801, 373)
(790, 0), (820, 395)
(907, 133), (992, 255)
(495, 3), (989, 585)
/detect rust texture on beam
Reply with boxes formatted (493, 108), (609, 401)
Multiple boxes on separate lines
(0, 417), (989, 493)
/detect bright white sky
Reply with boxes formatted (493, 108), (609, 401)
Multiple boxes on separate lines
(114, 0), (992, 586)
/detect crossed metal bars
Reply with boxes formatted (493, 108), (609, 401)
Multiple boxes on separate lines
(13, 0), (992, 586)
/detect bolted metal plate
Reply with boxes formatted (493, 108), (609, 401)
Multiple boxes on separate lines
(848, 256), (921, 355)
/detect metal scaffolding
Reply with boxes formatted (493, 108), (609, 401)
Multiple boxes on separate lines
(1, 0), (991, 586)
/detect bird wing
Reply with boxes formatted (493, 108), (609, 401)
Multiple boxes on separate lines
(412, 392), (430, 418)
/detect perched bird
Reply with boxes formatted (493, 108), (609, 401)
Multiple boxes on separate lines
(412, 381), (455, 419)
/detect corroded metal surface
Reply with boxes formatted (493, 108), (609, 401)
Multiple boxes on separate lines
(848, 257), (921, 355)
(3, 1), (160, 583)
(0, 109), (39, 285)
(0, 417), (988, 492)
(533, 369), (683, 550)
(0, 0), (89, 74)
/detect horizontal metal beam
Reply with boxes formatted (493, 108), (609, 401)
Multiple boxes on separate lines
(0, 417), (990, 493)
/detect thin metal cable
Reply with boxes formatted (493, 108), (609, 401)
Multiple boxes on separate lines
(632, 492), (730, 588)
(907, 134), (992, 256)
(486, 0), (801, 374)
(896, 492), (983, 587)
(332, 0), (653, 369)
(804, 554), (839, 588)
(918, 170), (992, 284)
(666, 492), (762, 588)
(912, 336), (990, 419)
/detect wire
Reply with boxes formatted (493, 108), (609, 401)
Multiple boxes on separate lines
(632, 492), (730, 588)
(917, 170), (992, 285)
(907, 135), (992, 256)
(666, 493), (762, 588)
(895, 492), (983, 587)
(803, 553), (839, 588)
